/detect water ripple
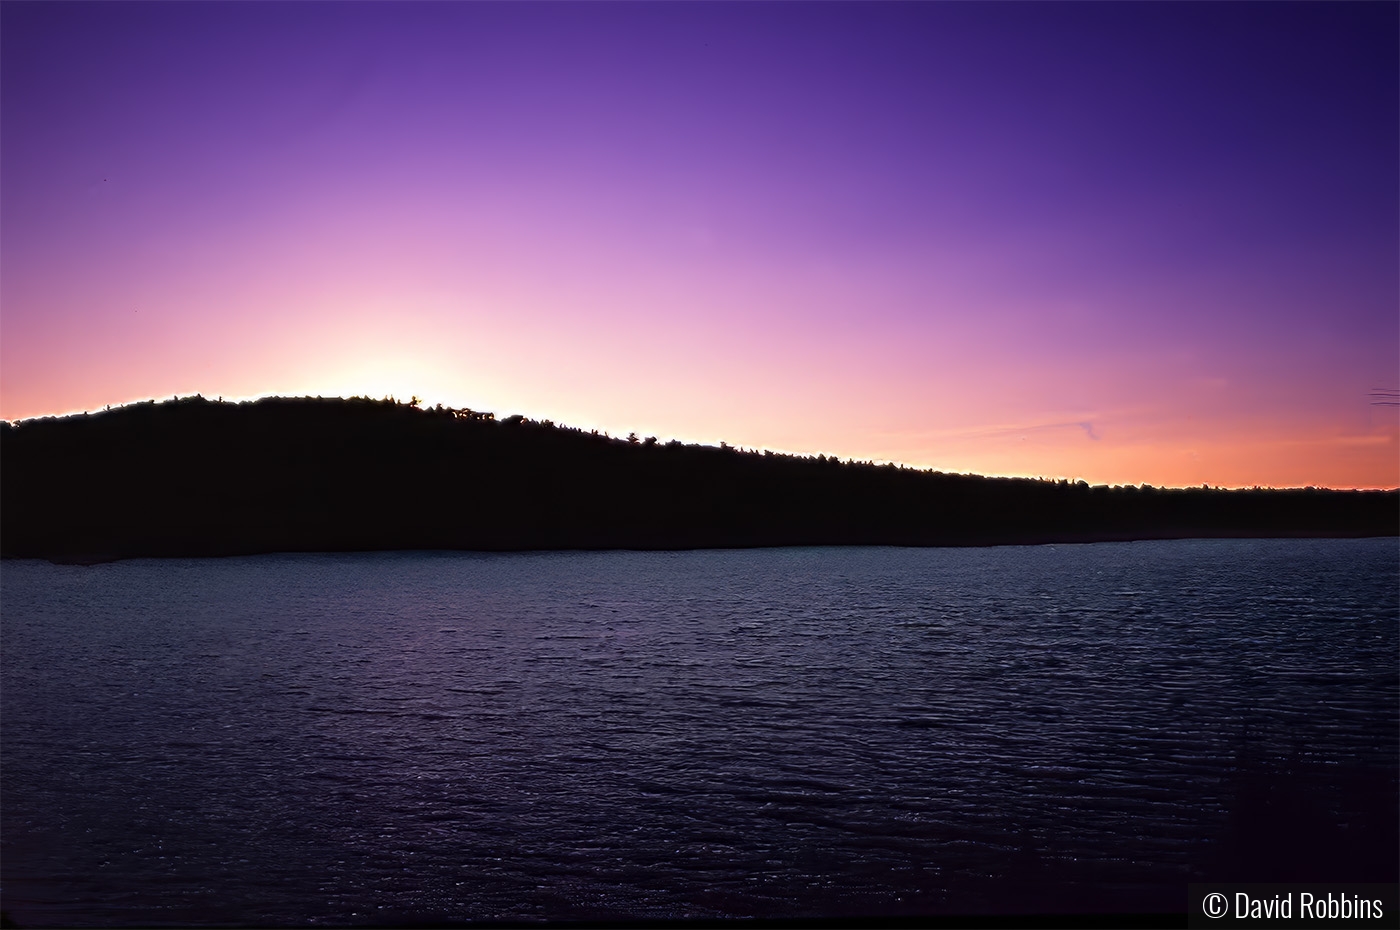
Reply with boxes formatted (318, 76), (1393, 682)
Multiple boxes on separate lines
(2, 539), (1396, 924)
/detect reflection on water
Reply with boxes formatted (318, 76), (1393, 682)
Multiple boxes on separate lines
(2, 539), (1396, 925)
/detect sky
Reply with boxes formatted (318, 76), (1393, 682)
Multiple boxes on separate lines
(2, 1), (1396, 489)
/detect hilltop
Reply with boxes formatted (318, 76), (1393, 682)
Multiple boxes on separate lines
(2, 395), (1395, 561)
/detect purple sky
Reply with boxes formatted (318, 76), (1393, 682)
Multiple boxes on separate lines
(3, 1), (1396, 487)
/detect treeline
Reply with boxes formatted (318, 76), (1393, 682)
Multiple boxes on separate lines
(1, 395), (1395, 561)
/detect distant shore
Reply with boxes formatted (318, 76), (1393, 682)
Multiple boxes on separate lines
(3, 396), (1395, 562)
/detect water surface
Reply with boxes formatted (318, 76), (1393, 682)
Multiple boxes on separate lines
(3, 539), (1396, 925)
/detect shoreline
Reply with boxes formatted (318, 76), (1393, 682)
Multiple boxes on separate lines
(21, 529), (1398, 567)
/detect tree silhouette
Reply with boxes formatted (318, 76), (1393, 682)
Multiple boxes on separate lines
(0, 396), (1394, 561)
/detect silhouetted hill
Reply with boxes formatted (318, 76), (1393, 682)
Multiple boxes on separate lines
(2, 395), (1395, 561)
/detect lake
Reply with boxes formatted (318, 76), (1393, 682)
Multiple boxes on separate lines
(2, 539), (1396, 925)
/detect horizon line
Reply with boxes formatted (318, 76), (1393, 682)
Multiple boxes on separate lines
(4, 391), (1397, 495)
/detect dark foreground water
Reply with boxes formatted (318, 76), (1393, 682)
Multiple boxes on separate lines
(2, 539), (1396, 926)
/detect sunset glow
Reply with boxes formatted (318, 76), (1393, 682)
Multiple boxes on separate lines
(3, 1), (1395, 488)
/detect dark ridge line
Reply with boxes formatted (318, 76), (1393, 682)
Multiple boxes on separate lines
(3, 394), (1395, 562)
(3, 392), (1390, 493)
